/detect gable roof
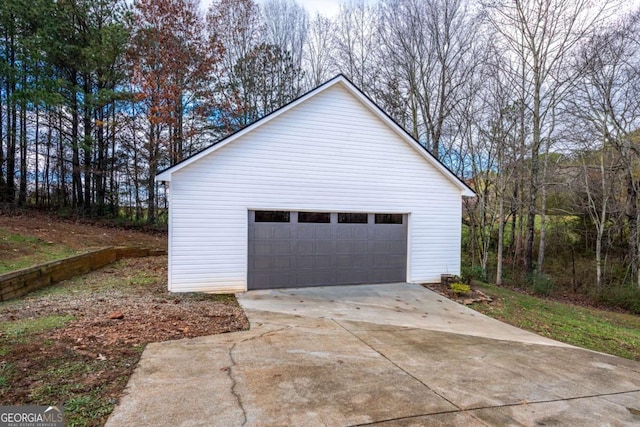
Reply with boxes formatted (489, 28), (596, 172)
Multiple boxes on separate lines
(155, 74), (475, 197)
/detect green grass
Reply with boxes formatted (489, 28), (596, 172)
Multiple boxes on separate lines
(0, 315), (74, 338)
(27, 358), (123, 427)
(0, 228), (79, 274)
(472, 282), (640, 361)
(0, 314), (76, 403)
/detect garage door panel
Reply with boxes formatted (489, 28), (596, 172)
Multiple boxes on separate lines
(336, 240), (368, 253)
(271, 273), (292, 286)
(297, 240), (314, 254)
(297, 226), (332, 240)
(272, 241), (294, 255)
(336, 254), (369, 268)
(336, 226), (368, 240)
(312, 269), (336, 285)
(372, 241), (405, 253)
(255, 226), (294, 240)
(296, 271), (317, 286)
(312, 255), (333, 268)
(374, 254), (404, 267)
(373, 226), (404, 239)
(248, 212), (407, 289)
(255, 272), (271, 283)
(254, 241), (274, 256)
(254, 228), (272, 239)
(272, 227), (294, 239)
(336, 269), (371, 284)
(314, 240), (334, 253)
(272, 256), (292, 269)
(297, 255), (313, 269)
(372, 269), (403, 283)
(252, 257), (272, 270)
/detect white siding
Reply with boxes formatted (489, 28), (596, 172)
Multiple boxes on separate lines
(168, 84), (463, 292)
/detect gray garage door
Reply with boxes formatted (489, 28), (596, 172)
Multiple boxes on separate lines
(248, 211), (407, 290)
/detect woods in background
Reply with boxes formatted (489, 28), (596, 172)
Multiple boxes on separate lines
(1, 0), (640, 304)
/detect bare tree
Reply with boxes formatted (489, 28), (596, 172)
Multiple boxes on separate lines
(379, 0), (478, 160)
(262, 0), (308, 92)
(304, 13), (336, 87)
(483, 51), (522, 286)
(567, 9), (640, 288)
(207, 0), (264, 129)
(482, 0), (617, 274)
(333, 0), (381, 91)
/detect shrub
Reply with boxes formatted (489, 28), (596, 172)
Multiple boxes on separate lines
(461, 264), (486, 283)
(597, 286), (640, 314)
(529, 272), (555, 296)
(450, 282), (471, 296)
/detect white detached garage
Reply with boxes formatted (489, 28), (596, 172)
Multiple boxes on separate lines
(155, 75), (474, 293)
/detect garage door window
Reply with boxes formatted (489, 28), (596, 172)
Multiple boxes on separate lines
(375, 214), (403, 224)
(255, 211), (290, 222)
(338, 213), (368, 224)
(298, 212), (331, 223)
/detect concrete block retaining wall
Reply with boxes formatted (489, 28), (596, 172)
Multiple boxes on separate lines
(0, 247), (166, 302)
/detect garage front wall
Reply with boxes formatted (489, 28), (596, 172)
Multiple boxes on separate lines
(168, 84), (462, 293)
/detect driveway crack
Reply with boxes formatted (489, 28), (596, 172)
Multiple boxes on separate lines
(238, 325), (291, 343)
(225, 326), (291, 426)
(227, 342), (248, 426)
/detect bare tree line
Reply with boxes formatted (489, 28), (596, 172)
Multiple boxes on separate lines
(1, 0), (640, 301)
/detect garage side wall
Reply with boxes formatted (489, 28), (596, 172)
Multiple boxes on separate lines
(168, 85), (462, 292)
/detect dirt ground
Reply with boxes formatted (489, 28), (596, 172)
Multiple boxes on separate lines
(0, 210), (166, 250)
(0, 252), (248, 425)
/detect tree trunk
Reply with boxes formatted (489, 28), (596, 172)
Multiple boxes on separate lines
(95, 105), (106, 214)
(18, 60), (28, 206)
(497, 194), (505, 286)
(6, 31), (16, 203)
(0, 66), (5, 202)
(45, 109), (53, 207)
(146, 123), (157, 225)
(626, 170), (639, 287)
(34, 106), (40, 206)
(18, 94), (27, 206)
(109, 105), (118, 215)
(83, 74), (92, 214)
(70, 76), (83, 208)
(595, 224), (603, 291)
(537, 159), (549, 273)
(525, 62), (542, 274)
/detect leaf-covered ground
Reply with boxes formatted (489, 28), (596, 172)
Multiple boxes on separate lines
(0, 256), (248, 427)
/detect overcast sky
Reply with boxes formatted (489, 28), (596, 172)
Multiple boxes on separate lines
(251, 0), (339, 17)
(209, 0), (639, 19)
(279, 0), (342, 17)
(243, 0), (376, 17)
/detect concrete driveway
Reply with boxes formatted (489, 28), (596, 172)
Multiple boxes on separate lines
(106, 283), (640, 426)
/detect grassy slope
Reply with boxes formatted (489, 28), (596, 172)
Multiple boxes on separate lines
(472, 282), (640, 361)
(0, 228), (80, 274)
